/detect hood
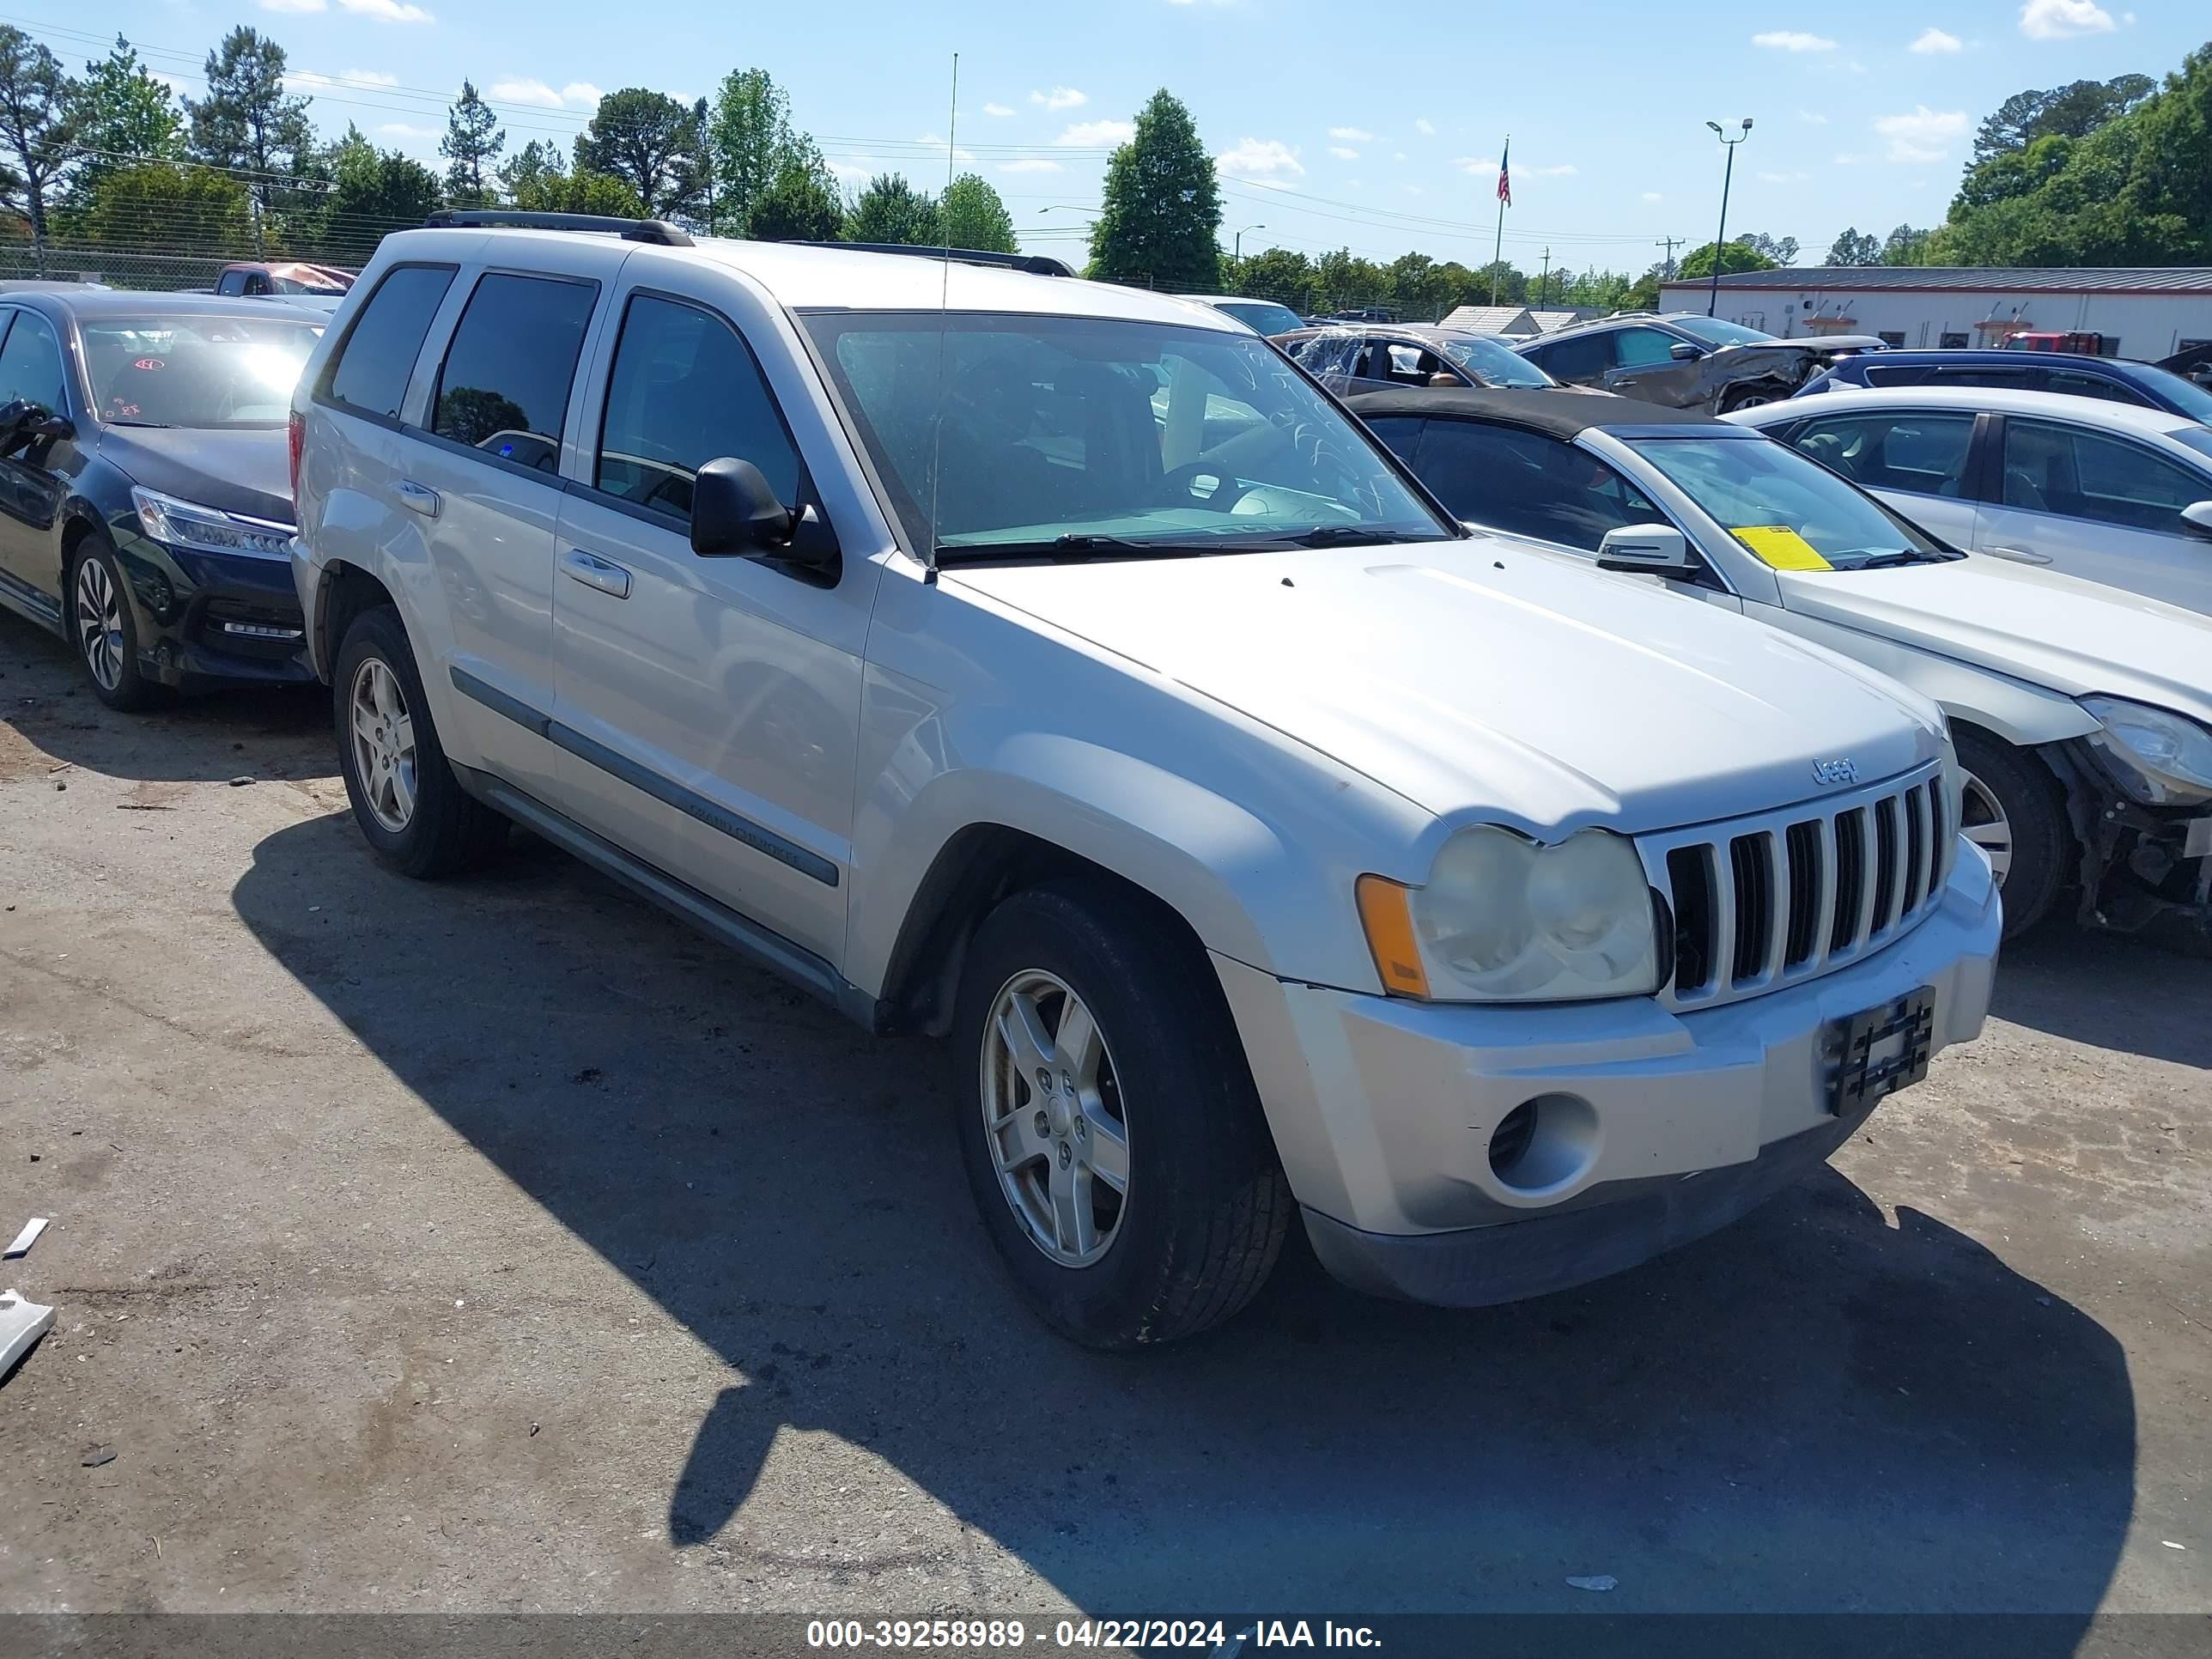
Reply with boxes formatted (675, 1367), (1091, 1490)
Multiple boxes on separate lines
(948, 538), (1940, 835)
(1774, 555), (2212, 727)
(1722, 336), (1887, 357)
(94, 424), (294, 526)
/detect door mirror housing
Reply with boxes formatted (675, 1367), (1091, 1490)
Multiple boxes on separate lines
(689, 457), (837, 570)
(27, 411), (74, 446)
(2180, 500), (2212, 541)
(1668, 341), (1705, 362)
(0, 398), (41, 454)
(1595, 522), (1695, 574)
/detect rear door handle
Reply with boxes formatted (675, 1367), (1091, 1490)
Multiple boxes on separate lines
(562, 547), (632, 599)
(1984, 545), (2053, 565)
(397, 479), (440, 518)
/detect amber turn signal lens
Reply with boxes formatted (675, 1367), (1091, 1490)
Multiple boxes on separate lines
(1355, 874), (1431, 999)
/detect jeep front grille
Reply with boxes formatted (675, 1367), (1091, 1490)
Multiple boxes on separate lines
(1641, 762), (1952, 1011)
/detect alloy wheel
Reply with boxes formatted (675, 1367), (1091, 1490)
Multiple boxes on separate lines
(349, 656), (418, 834)
(1960, 770), (2014, 885)
(74, 557), (125, 692)
(979, 969), (1131, 1267)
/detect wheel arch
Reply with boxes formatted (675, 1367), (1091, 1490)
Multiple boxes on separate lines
(311, 558), (399, 686)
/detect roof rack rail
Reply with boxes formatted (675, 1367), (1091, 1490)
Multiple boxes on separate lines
(423, 209), (694, 247)
(799, 241), (1076, 278)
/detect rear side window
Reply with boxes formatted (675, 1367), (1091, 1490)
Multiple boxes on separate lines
(0, 309), (66, 410)
(326, 264), (456, 421)
(430, 273), (598, 471)
(595, 295), (799, 518)
(1784, 411), (1974, 498)
(1527, 331), (1609, 384)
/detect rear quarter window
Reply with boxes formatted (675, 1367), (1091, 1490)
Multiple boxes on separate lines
(324, 264), (458, 421)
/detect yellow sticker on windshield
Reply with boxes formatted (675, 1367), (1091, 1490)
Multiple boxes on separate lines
(1731, 525), (1833, 571)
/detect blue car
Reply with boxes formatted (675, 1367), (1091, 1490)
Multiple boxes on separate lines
(1798, 347), (2212, 423)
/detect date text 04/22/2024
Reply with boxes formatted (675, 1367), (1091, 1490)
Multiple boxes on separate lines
(804, 1620), (1384, 1649)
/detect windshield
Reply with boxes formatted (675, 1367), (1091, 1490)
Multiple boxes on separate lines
(801, 310), (1454, 559)
(1669, 316), (1778, 349)
(82, 316), (324, 428)
(1625, 434), (1952, 571)
(1434, 333), (1553, 387)
(1214, 301), (1305, 337)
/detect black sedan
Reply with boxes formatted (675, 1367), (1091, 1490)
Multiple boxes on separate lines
(0, 289), (325, 709)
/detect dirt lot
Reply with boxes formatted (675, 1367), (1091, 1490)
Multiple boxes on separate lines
(2, 613), (2208, 1631)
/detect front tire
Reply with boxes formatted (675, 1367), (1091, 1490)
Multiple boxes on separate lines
(1721, 383), (1785, 414)
(1956, 730), (2069, 939)
(953, 882), (1289, 1349)
(69, 535), (161, 712)
(332, 605), (507, 878)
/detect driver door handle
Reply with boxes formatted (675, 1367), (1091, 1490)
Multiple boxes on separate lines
(1984, 545), (2053, 565)
(397, 479), (440, 518)
(562, 547), (632, 599)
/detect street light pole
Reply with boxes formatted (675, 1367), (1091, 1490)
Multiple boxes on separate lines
(1705, 118), (1752, 318)
(1235, 222), (1265, 264)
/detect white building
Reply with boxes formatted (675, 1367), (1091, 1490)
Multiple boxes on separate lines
(1656, 267), (2212, 361)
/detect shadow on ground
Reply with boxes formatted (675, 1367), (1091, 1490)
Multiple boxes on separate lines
(1994, 924), (2212, 1069)
(229, 804), (2142, 1621)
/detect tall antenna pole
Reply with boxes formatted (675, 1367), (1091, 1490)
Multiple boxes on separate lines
(924, 52), (959, 582)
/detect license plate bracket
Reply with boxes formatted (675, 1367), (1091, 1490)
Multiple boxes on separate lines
(1827, 986), (1936, 1115)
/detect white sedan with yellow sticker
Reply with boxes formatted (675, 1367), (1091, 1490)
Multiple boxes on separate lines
(1349, 386), (2212, 945)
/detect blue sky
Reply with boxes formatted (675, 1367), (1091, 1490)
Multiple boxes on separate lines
(20, 0), (2205, 273)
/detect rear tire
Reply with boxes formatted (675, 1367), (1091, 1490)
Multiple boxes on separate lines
(1955, 730), (2069, 939)
(332, 605), (507, 878)
(953, 881), (1290, 1349)
(1721, 383), (1786, 414)
(68, 535), (161, 713)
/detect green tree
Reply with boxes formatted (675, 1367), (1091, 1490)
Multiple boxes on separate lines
(1386, 252), (1449, 321)
(845, 172), (938, 245)
(73, 161), (250, 255)
(1088, 89), (1221, 289)
(496, 138), (565, 202)
(0, 27), (77, 267)
(1473, 259), (1529, 305)
(67, 36), (182, 207)
(1676, 240), (1778, 279)
(1972, 73), (2156, 161)
(1230, 246), (1315, 313)
(319, 125), (442, 261)
(440, 80), (503, 206)
(939, 172), (1015, 252)
(707, 67), (790, 236)
(575, 88), (703, 220)
(185, 27), (315, 250)
(1881, 223), (1934, 265)
(495, 137), (641, 217)
(746, 140), (842, 241)
(1825, 226), (1882, 265)
(1736, 230), (1798, 266)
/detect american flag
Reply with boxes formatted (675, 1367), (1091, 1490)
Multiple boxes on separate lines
(1497, 139), (1511, 207)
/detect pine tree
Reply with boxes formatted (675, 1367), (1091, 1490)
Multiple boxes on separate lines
(441, 80), (503, 207)
(1088, 90), (1220, 289)
(67, 36), (183, 208)
(185, 27), (314, 252)
(0, 27), (78, 268)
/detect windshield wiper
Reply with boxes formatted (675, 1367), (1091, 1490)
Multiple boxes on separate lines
(1846, 550), (1942, 569)
(936, 533), (1214, 563)
(1284, 526), (1425, 548)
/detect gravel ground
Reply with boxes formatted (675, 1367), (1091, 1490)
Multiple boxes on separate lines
(1, 617), (2207, 1631)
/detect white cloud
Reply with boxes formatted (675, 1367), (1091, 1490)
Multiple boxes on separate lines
(997, 157), (1062, 173)
(1874, 104), (1969, 161)
(1755, 169), (1812, 184)
(2019, 0), (2115, 38)
(1328, 146), (1359, 161)
(1328, 125), (1374, 142)
(1641, 190), (1663, 202)
(561, 82), (603, 107)
(1056, 119), (1134, 146)
(1832, 150), (1873, 164)
(337, 0), (434, 21)
(1525, 163), (1577, 177)
(489, 77), (560, 103)
(1909, 27), (1963, 52)
(1797, 109), (1830, 124)
(828, 161), (871, 181)
(1413, 117), (1435, 136)
(1403, 185), (1423, 196)
(1392, 151), (1407, 162)
(667, 90), (697, 106)
(1217, 137), (1304, 178)
(352, 69), (401, 85)
(982, 101), (1015, 118)
(376, 122), (439, 139)
(1753, 30), (1838, 50)
(259, 0), (325, 13)
(916, 133), (975, 162)
(1030, 86), (1086, 111)
(1453, 155), (1498, 174)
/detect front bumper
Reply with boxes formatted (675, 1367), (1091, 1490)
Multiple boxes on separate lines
(1213, 840), (2001, 1307)
(114, 534), (313, 690)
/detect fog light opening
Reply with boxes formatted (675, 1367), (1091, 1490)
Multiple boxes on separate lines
(1488, 1093), (1601, 1194)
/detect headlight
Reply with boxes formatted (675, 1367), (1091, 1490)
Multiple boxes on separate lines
(131, 486), (294, 560)
(2080, 695), (2212, 806)
(1356, 825), (1660, 1002)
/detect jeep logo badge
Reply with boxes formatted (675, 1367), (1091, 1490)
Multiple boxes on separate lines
(1812, 757), (1858, 786)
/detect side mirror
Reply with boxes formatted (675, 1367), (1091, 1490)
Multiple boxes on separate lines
(2181, 501), (2212, 541)
(689, 457), (837, 570)
(1668, 341), (1705, 362)
(28, 412), (74, 445)
(0, 398), (35, 453)
(1596, 522), (1694, 574)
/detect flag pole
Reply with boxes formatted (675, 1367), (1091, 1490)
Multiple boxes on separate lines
(1488, 134), (1510, 305)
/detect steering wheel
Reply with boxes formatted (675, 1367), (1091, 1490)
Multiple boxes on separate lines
(1159, 460), (1261, 513)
